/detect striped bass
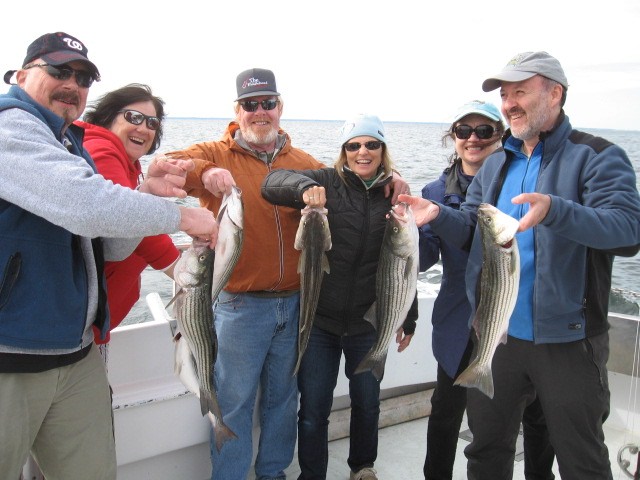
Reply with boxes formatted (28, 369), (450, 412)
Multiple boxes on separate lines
(211, 186), (244, 302)
(355, 202), (419, 381)
(454, 203), (520, 399)
(171, 239), (237, 452)
(294, 206), (331, 374)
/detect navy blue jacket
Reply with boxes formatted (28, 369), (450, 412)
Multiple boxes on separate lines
(431, 113), (640, 343)
(0, 87), (109, 351)
(419, 163), (474, 377)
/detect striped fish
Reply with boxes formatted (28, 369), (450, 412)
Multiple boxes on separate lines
(454, 203), (520, 399)
(355, 202), (419, 381)
(294, 206), (331, 374)
(211, 186), (244, 302)
(171, 239), (237, 452)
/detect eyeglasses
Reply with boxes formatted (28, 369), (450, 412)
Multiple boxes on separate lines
(343, 140), (384, 152)
(453, 124), (498, 140)
(239, 99), (279, 112)
(23, 63), (95, 88)
(118, 110), (161, 130)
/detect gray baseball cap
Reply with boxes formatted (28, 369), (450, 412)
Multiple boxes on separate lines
(482, 51), (568, 92)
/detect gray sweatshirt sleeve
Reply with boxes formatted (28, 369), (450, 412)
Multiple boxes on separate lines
(0, 109), (182, 248)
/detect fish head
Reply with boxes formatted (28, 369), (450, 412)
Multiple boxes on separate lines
(295, 206), (331, 252)
(174, 239), (215, 288)
(218, 186), (244, 230)
(478, 203), (519, 246)
(384, 203), (418, 257)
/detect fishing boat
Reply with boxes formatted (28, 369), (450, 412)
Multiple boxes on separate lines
(20, 273), (640, 479)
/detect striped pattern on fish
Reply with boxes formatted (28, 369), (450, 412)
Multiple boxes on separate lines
(355, 202), (419, 381)
(172, 240), (237, 451)
(453, 203), (520, 399)
(294, 206), (331, 374)
(211, 186), (244, 303)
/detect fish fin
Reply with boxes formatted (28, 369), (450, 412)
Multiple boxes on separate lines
(165, 291), (180, 309)
(404, 256), (417, 280)
(471, 312), (482, 337)
(509, 248), (519, 275)
(454, 361), (494, 399)
(354, 351), (386, 381)
(363, 302), (378, 329)
(322, 254), (330, 274)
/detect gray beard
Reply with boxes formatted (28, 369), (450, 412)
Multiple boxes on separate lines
(242, 127), (277, 146)
(510, 102), (552, 142)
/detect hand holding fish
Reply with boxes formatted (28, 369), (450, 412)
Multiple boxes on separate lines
(512, 193), (551, 232)
(178, 207), (219, 248)
(303, 186), (326, 208)
(387, 171), (411, 204)
(397, 194), (440, 227)
(202, 167), (236, 198)
(139, 155), (194, 198)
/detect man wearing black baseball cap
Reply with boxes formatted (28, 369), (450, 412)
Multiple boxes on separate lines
(0, 32), (220, 479)
(399, 51), (640, 479)
(4, 31), (100, 85)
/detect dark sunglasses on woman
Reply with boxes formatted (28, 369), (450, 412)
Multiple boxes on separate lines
(343, 140), (384, 152)
(118, 110), (161, 131)
(453, 124), (498, 140)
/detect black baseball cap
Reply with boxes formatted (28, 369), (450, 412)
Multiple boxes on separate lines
(4, 32), (100, 85)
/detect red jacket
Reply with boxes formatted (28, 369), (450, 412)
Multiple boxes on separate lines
(76, 121), (180, 343)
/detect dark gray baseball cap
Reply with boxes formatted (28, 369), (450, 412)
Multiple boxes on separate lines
(235, 68), (280, 101)
(482, 51), (568, 92)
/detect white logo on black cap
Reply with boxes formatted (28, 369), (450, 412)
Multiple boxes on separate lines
(62, 37), (84, 52)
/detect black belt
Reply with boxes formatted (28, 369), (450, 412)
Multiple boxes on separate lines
(0, 343), (93, 373)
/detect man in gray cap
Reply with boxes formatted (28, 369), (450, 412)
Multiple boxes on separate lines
(0, 32), (219, 479)
(165, 68), (408, 480)
(400, 51), (640, 479)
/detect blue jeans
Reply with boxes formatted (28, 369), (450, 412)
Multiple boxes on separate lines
(297, 326), (380, 479)
(210, 291), (299, 480)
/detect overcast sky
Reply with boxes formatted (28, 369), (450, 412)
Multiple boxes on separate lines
(3, 0), (639, 131)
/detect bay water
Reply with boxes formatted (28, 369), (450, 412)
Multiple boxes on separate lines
(126, 118), (640, 324)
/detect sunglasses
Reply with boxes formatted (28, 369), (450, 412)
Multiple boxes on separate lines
(239, 99), (279, 112)
(119, 110), (161, 130)
(24, 63), (95, 88)
(453, 124), (498, 140)
(343, 140), (384, 152)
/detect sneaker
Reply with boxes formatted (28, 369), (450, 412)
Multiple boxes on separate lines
(349, 467), (378, 480)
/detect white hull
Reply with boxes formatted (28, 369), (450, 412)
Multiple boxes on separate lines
(108, 290), (438, 479)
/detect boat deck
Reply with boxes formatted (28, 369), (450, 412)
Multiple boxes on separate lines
(250, 408), (637, 479)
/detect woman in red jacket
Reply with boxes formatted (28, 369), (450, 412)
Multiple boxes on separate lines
(76, 84), (180, 357)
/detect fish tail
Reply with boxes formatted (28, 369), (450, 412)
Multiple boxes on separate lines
(354, 351), (387, 381)
(453, 361), (495, 399)
(213, 421), (238, 452)
(201, 391), (238, 452)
